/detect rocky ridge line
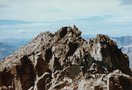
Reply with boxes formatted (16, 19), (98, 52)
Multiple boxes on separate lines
(0, 26), (132, 90)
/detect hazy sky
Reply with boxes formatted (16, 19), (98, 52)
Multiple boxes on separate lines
(0, 0), (132, 39)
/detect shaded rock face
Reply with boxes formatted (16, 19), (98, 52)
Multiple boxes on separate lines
(89, 35), (131, 75)
(0, 69), (14, 89)
(0, 26), (132, 90)
(16, 55), (35, 90)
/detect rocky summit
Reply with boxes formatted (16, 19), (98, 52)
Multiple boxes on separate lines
(0, 26), (132, 90)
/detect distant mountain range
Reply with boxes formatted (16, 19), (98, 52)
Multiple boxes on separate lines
(113, 36), (132, 46)
(0, 38), (30, 60)
(0, 42), (15, 60)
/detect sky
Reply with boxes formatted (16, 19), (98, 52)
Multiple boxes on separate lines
(0, 0), (132, 39)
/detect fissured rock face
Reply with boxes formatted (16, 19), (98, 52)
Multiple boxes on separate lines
(0, 26), (132, 90)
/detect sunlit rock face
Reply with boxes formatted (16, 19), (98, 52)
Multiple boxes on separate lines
(0, 26), (132, 90)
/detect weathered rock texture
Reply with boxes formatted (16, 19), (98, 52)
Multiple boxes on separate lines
(0, 26), (132, 90)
